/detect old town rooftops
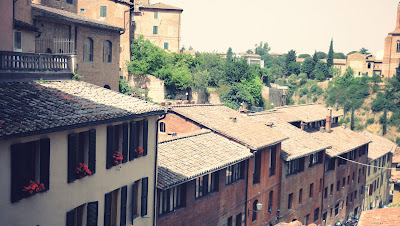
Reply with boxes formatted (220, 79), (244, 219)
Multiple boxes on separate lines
(139, 3), (183, 11)
(358, 206), (400, 226)
(248, 113), (330, 161)
(157, 130), (251, 190)
(361, 131), (397, 162)
(269, 104), (343, 123)
(169, 105), (288, 151)
(0, 81), (164, 141)
(32, 4), (123, 31)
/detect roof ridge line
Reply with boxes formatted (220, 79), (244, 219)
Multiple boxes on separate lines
(169, 104), (224, 108)
(158, 130), (211, 144)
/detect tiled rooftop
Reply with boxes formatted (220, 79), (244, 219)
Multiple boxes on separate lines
(157, 131), (251, 190)
(0, 81), (164, 141)
(139, 3), (183, 11)
(309, 126), (371, 157)
(170, 105), (288, 150)
(361, 131), (397, 162)
(270, 104), (343, 123)
(32, 4), (123, 31)
(358, 206), (400, 226)
(249, 113), (330, 161)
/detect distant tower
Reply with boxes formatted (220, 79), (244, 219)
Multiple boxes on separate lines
(383, 2), (400, 78)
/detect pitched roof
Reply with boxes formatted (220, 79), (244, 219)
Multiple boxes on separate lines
(0, 81), (164, 141)
(249, 113), (330, 161)
(271, 104), (343, 123)
(309, 126), (371, 157)
(361, 131), (397, 162)
(157, 131), (251, 189)
(139, 3), (183, 11)
(169, 105), (288, 150)
(32, 4), (123, 31)
(358, 206), (400, 226)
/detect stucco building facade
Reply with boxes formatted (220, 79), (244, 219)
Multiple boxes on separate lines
(383, 2), (400, 78)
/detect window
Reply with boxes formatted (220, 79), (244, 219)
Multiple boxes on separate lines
(159, 122), (166, 133)
(342, 177), (345, 187)
(368, 164), (371, 175)
(337, 180), (340, 191)
(309, 151), (323, 167)
(153, 26), (158, 34)
(349, 150), (355, 160)
(330, 184), (334, 196)
(11, 138), (50, 203)
(195, 172), (218, 199)
(354, 190), (357, 200)
(309, 183), (314, 198)
(319, 178), (322, 192)
(326, 156), (336, 172)
(163, 42), (169, 50)
(268, 191), (273, 214)
(323, 212), (327, 221)
(252, 200), (258, 222)
(314, 208), (319, 222)
(338, 153), (347, 166)
(369, 184), (374, 196)
(154, 11), (158, 19)
(100, 6), (107, 18)
(352, 172), (355, 182)
(253, 151), (261, 184)
(397, 40), (400, 53)
(299, 189), (303, 204)
(359, 145), (367, 157)
(286, 157), (305, 176)
(335, 203), (339, 216)
(358, 169), (361, 183)
(227, 216), (232, 226)
(368, 62), (371, 69)
(288, 193), (293, 209)
(106, 120), (148, 169)
(67, 0), (73, 4)
(80, 8), (85, 13)
(324, 187), (328, 199)
(158, 184), (186, 215)
(347, 175), (350, 185)
(374, 160), (377, 173)
(103, 40), (112, 62)
(104, 188), (119, 226)
(269, 146), (276, 176)
(83, 38), (93, 62)
(226, 162), (245, 185)
(236, 213), (242, 226)
(67, 202), (98, 226)
(68, 130), (96, 183)
(13, 31), (22, 52)
(104, 185), (131, 226)
(304, 214), (309, 225)
(131, 180), (139, 220)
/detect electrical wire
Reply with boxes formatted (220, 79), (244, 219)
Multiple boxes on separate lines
(336, 155), (397, 170)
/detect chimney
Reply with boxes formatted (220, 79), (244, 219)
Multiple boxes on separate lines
(396, 2), (400, 29)
(326, 108), (332, 132)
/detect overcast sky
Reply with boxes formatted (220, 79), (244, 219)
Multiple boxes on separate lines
(154, 0), (399, 55)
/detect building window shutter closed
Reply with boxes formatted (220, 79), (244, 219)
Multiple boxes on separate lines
(120, 186), (127, 226)
(122, 123), (129, 163)
(40, 138), (50, 191)
(106, 126), (114, 169)
(129, 121), (137, 161)
(143, 119), (148, 156)
(87, 201), (98, 226)
(68, 133), (78, 183)
(88, 129), (96, 174)
(66, 209), (75, 226)
(104, 192), (112, 226)
(11, 143), (27, 203)
(141, 177), (148, 216)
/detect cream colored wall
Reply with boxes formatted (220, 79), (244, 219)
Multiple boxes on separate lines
(127, 74), (166, 103)
(134, 9), (181, 53)
(18, 30), (36, 53)
(0, 116), (158, 226)
(346, 53), (367, 77)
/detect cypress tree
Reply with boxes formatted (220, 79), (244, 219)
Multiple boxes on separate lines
(327, 39), (334, 68)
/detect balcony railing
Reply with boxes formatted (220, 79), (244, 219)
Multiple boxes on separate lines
(35, 38), (76, 55)
(0, 51), (70, 72)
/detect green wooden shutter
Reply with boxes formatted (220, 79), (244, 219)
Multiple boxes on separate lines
(143, 119), (148, 156)
(131, 182), (137, 224)
(106, 126), (114, 169)
(11, 143), (26, 203)
(68, 133), (77, 183)
(88, 129), (96, 174)
(122, 123), (128, 163)
(40, 138), (50, 190)
(104, 192), (112, 226)
(120, 186), (127, 226)
(141, 177), (148, 216)
(66, 209), (75, 226)
(129, 121), (137, 161)
(87, 201), (98, 226)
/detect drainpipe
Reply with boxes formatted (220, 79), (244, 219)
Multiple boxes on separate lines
(244, 157), (249, 226)
(120, 6), (134, 35)
(153, 112), (166, 226)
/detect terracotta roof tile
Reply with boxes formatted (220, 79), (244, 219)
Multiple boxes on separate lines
(140, 2), (183, 11)
(249, 113), (330, 161)
(170, 105), (288, 150)
(358, 206), (400, 226)
(0, 81), (164, 141)
(157, 131), (251, 189)
(32, 4), (123, 31)
(361, 131), (397, 162)
(271, 104), (343, 123)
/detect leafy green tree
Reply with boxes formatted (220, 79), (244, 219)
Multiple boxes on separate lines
(255, 42), (271, 56)
(301, 57), (314, 77)
(226, 47), (234, 62)
(347, 50), (358, 55)
(333, 52), (346, 59)
(298, 54), (311, 58)
(312, 61), (329, 80)
(327, 39), (334, 68)
(316, 51), (327, 59)
(287, 62), (301, 75)
(329, 66), (341, 77)
(193, 53), (225, 86)
(246, 49), (254, 54)
(359, 47), (370, 55)
(285, 50), (297, 75)
(119, 76), (133, 95)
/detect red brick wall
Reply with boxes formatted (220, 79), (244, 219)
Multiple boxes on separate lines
(246, 144), (282, 226)
(158, 113), (203, 140)
(157, 167), (247, 226)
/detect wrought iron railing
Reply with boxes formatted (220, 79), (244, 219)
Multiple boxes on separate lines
(35, 38), (76, 54)
(0, 51), (70, 71)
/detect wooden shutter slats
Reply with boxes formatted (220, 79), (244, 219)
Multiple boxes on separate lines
(120, 186), (127, 226)
(87, 201), (98, 226)
(40, 138), (50, 190)
(141, 177), (148, 216)
(104, 192), (112, 226)
(122, 123), (128, 163)
(106, 126), (113, 169)
(66, 209), (75, 226)
(68, 133), (77, 183)
(143, 119), (148, 156)
(129, 121), (137, 161)
(88, 129), (96, 174)
(11, 143), (26, 203)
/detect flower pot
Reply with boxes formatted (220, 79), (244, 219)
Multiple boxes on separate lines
(161, 102), (166, 106)
(191, 101), (195, 104)
(184, 101), (189, 104)
(167, 102), (172, 105)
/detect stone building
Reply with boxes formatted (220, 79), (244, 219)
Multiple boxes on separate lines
(0, 80), (164, 226)
(383, 2), (400, 78)
(133, 1), (183, 53)
(239, 53), (265, 68)
(346, 53), (383, 77)
(390, 148), (400, 204)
